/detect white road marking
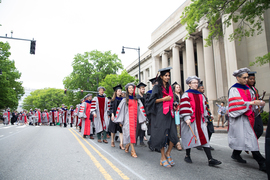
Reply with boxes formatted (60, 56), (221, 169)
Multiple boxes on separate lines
(0, 127), (29, 141)
(90, 137), (146, 180)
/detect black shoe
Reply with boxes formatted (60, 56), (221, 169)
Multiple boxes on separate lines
(115, 135), (119, 141)
(259, 162), (267, 172)
(184, 156), (192, 163)
(147, 141), (154, 151)
(196, 146), (203, 150)
(83, 135), (86, 138)
(210, 146), (215, 150)
(209, 159), (222, 166)
(231, 154), (247, 163)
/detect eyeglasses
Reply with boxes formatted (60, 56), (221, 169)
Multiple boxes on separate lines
(242, 76), (248, 79)
(191, 82), (198, 84)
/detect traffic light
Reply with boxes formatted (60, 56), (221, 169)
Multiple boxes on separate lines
(81, 90), (83, 95)
(30, 40), (36, 54)
(64, 89), (67, 94)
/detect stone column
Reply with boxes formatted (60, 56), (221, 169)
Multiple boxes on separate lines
(152, 56), (160, 77)
(222, 15), (238, 88)
(170, 44), (181, 84)
(160, 51), (168, 68)
(185, 37), (196, 77)
(201, 25), (217, 101)
(182, 47), (187, 91)
(213, 37), (225, 98)
(196, 38), (206, 87)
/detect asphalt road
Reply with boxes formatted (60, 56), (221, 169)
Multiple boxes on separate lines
(0, 124), (267, 180)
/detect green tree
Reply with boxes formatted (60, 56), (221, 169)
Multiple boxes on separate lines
(22, 88), (65, 110)
(99, 70), (138, 97)
(181, 0), (270, 66)
(63, 50), (124, 106)
(0, 41), (24, 110)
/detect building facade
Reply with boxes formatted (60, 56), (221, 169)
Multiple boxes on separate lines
(126, 0), (270, 114)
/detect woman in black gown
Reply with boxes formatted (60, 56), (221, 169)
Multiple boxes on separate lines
(108, 85), (124, 150)
(148, 67), (178, 168)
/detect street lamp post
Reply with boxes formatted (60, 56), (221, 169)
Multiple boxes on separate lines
(121, 46), (141, 82)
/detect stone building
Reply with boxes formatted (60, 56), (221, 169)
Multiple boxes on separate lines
(125, 0), (270, 115)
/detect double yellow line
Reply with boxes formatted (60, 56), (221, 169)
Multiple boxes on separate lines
(69, 128), (129, 180)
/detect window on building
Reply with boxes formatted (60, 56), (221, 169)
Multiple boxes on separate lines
(135, 75), (138, 79)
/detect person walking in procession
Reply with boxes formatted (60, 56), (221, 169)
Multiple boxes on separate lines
(91, 87), (110, 143)
(180, 76), (221, 166)
(228, 67), (266, 172)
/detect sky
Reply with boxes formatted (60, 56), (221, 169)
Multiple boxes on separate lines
(0, 0), (186, 90)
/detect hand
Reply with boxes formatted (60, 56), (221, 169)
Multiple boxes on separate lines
(111, 115), (114, 121)
(186, 119), (191, 126)
(253, 100), (264, 106)
(163, 96), (172, 102)
(205, 122), (208, 126)
(94, 114), (97, 118)
(211, 115), (214, 120)
(119, 124), (123, 127)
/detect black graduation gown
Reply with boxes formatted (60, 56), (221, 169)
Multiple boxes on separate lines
(265, 98), (270, 178)
(148, 85), (178, 150)
(108, 98), (123, 133)
(136, 94), (146, 138)
(145, 91), (152, 135)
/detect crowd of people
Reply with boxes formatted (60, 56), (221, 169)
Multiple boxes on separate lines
(2, 67), (269, 176)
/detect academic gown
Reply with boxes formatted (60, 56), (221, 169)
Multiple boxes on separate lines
(78, 101), (91, 136)
(265, 102), (270, 178)
(136, 94), (146, 138)
(147, 85), (178, 150)
(113, 97), (146, 144)
(180, 89), (210, 149)
(228, 83), (259, 151)
(91, 95), (110, 134)
(250, 86), (264, 139)
(3, 111), (11, 124)
(108, 97), (123, 133)
(145, 90), (152, 135)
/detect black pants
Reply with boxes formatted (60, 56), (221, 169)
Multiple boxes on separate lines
(233, 150), (265, 165)
(207, 122), (214, 141)
(64, 123), (67, 127)
(70, 123), (73, 127)
(186, 147), (212, 160)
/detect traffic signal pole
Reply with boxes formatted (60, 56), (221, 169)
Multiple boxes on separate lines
(0, 36), (36, 54)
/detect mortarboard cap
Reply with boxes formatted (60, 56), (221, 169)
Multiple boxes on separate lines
(149, 77), (156, 84)
(198, 81), (203, 88)
(248, 71), (257, 77)
(136, 82), (147, 88)
(172, 81), (178, 86)
(113, 84), (122, 92)
(158, 67), (172, 74)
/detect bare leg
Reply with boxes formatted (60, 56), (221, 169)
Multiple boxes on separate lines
(119, 133), (124, 149)
(130, 143), (137, 158)
(111, 133), (115, 147)
(160, 147), (171, 167)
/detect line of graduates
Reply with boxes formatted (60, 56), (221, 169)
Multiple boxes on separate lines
(2, 66), (268, 176)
